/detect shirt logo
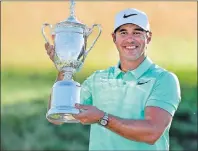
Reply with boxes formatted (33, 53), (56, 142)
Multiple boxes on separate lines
(137, 80), (151, 85)
(123, 13), (137, 18)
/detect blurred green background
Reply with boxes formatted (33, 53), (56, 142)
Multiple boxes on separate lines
(1, 1), (197, 150)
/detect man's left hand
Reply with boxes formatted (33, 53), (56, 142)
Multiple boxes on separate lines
(72, 103), (104, 125)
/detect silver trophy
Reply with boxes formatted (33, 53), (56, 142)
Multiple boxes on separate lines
(41, 0), (102, 123)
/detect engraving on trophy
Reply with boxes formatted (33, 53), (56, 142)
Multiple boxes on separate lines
(41, 0), (102, 123)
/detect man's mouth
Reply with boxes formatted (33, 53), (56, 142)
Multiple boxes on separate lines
(124, 46), (138, 50)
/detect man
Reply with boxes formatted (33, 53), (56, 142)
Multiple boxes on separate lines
(45, 8), (181, 150)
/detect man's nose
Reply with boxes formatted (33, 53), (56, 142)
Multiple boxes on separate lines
(126, 35), (135, 43)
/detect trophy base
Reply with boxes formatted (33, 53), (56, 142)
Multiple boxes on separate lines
(46, 106), (80, 123)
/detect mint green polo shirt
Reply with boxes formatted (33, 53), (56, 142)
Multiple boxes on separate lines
(80, 57), (181, 150)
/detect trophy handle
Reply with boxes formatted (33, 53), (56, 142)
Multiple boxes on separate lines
(84, 24), (102, 57)
(41, 23), (53, 44)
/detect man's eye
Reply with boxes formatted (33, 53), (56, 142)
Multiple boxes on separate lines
(120, 31), (127, 35)
(134, 32), (141, 35)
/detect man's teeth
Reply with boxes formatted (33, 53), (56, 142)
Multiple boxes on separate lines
(126, 46), (136, 49)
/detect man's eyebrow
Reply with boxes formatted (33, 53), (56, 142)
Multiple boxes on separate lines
(117, 29), (127, 32)
(134, 28), (145, 32)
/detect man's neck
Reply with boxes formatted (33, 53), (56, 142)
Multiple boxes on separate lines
(119, 55), (146, 72)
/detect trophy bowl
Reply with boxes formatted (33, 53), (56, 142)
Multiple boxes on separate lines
(41, 1), (102, 123)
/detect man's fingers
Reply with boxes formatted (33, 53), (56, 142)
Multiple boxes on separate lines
(75, 103), (91, 110)
(45, 42), (49, 50)
(49, 50), (55, 61)
(46, 45), (55, 60)
(72, 111), (87, 120)
(72, 113), (83, 120)
(45, 43), (54, 53)
(48, 45), (53, 52)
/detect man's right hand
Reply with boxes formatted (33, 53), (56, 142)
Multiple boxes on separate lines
(45, 42), (55, 61)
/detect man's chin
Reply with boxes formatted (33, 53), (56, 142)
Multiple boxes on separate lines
(121, 52), (146, 62)
(124, 55), (140, 61)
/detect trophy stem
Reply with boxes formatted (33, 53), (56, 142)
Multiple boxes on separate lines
(69, 0), (76, 17)
(63, 72), (73, 81)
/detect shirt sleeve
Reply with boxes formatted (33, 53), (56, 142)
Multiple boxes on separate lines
(80, 72), (95, 105)
(145, 72), (181, 116)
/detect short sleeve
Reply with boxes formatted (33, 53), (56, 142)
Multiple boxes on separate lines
(80, 72), (95, 105)
(146, 72), (181, 116)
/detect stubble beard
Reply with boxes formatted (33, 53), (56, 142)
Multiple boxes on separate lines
(119, 46), (147, 62)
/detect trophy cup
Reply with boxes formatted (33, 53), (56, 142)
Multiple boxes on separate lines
(41, 0), (102, 123)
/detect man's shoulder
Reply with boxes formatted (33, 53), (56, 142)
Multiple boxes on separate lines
(90, 67), (113, 77)
(84, 67), (112, 81)
(148, 64), (179, 83)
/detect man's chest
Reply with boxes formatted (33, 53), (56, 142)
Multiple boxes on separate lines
(92, 77), (155, 119)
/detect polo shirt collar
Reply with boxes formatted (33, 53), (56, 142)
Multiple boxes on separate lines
(113, 57), (153, 79)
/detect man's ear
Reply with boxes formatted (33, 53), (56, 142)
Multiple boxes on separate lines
(146, 32), (152, 44)
(112, 32), (116, 43)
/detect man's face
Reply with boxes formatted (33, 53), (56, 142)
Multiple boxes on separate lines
(112, 24), (152, 61)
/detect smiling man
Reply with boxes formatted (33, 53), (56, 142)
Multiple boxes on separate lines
(45, 8), (181, 150)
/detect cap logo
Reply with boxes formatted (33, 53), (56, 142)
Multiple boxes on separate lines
(123, 13), (137, 18)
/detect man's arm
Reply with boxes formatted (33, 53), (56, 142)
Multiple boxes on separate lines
(74, 71), (180, 144)
(74, 104), (172, 144)
(104, 72), (180, 144)
(105, 106), (172, 144)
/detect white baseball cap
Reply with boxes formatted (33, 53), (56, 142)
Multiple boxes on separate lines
(114, 8), (150, 32)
